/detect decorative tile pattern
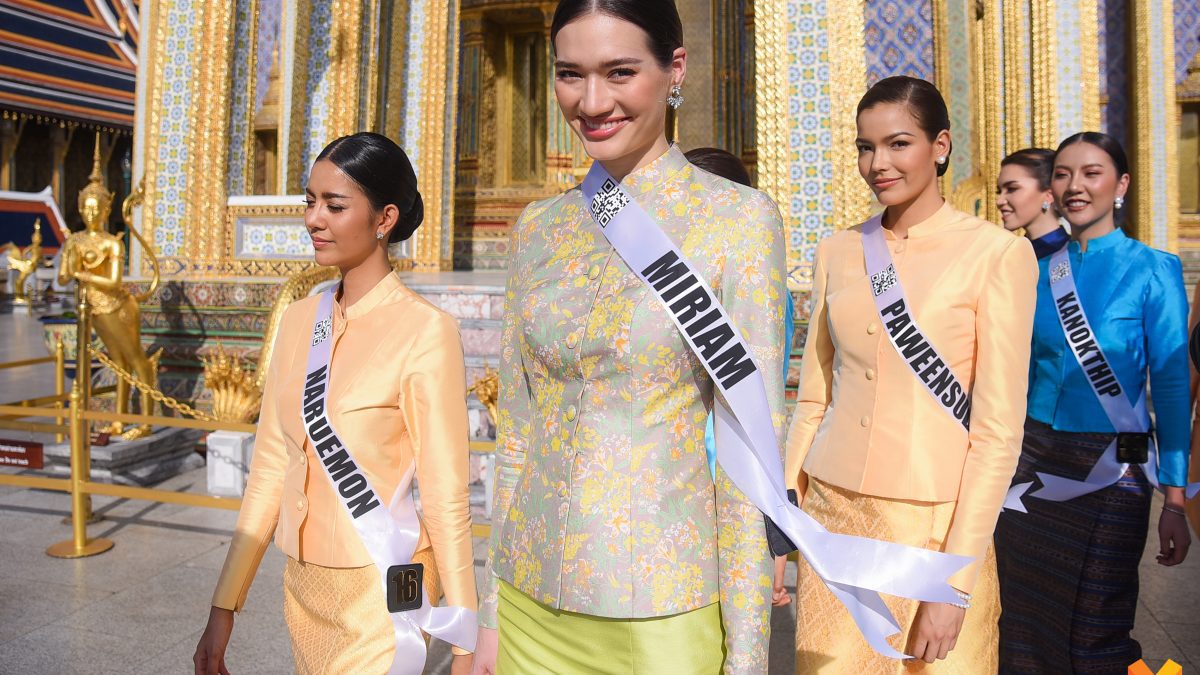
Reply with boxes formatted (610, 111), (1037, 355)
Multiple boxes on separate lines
(1176, 0), (1200, 84)
(235, 219), (313, 258)
(945, 0), (973, 187)
(226, 0), (255, 195)
(152, 0), (197, 257)
(783, 0), (835, 287)
(298, 0), (334, 187)
(863, 0), (933, 86)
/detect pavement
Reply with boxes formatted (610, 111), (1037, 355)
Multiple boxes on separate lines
(0, 310), (1195, 673)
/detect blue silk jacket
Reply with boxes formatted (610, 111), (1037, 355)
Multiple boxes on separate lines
(1026, 228), (1191, 486)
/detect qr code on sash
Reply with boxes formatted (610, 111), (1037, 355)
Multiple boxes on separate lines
(1050, 260), (1071, 283)
(870, 264), (898, 296)
(590, 178), (629, 227)
(311, 318), (332, 346)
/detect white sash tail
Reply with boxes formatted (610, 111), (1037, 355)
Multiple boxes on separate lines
(1006, 247), (1200, 510)
(582, 164), (970, 659)
(302, 290), (477, 674)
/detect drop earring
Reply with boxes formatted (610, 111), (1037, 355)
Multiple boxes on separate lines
(1114, 196), (1125, 210)
(1041, 201), (1051, 213)
(667, 85), (684, 110)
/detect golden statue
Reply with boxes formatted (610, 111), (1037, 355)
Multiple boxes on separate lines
(201, 344), (262, 424)
(4, 218), (43, 304)
(468, 364), (500, 429)
(57, 133), (161, 439)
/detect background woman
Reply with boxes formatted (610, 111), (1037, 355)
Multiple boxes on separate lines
(995, 131), (1191, 673)
(474, 1), (787, 672)
(996, 148), (1069, 259)
(193, 133), (476, 675)
(785, 76), (1037, 672)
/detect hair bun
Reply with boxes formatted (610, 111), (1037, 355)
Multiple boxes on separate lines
(390, 191), (424, 243)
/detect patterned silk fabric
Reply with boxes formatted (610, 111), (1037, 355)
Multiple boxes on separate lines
(482, 146), (788, 672)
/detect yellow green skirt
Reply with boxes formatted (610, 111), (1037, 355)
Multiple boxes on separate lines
(497, 581), (725, 674)
(793, 478), (1000, 674)
(282, 549), (440, 674)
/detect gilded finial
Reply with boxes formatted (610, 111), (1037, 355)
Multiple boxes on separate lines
(78, 132), (114, 229)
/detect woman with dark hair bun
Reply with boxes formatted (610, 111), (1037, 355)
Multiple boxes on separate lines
(785, 76), (1038, 671)
(997, 148), (1069, 259)
(995, 131), (1192, 673)
(474, 1), (788, 672)
(194, 132), (477, 675)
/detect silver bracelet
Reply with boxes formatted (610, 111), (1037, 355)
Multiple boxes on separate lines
(1162, 505), (1187, 517)
(949, 590), (971, 610)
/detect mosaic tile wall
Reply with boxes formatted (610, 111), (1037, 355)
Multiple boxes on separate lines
(298, 0), (334, 188)
(1176, 0), (1200, 84)
(226, 0), (255, 196)
(782, 0), (837, 285)
(151, 0), (197, 258)
(863, 0), (933, 86)
(235, 219), (313, 259)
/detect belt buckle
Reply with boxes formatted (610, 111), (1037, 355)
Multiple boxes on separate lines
(386, 562), (424, 613)
(1116, 432), (1149, 465)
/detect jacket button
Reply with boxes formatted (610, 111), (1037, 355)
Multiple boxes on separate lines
(867, 323), (879, 335)
(565, 405), (577, 422)
(298, 452), (307, 464)
(589, 264), (602, 280)
(558, 485), (569, 499)
(865, 369), (875, 381)
(296, 500), (305, 511)
(567, 335), (579, 350)
(860, 416), (870, 427)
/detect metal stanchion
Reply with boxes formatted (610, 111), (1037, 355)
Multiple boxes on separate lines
(54, 338), (65, 444)
(46, 385), (112, 558)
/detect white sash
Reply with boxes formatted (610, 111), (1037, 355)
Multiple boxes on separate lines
(582, 163), (970, 659)
(1007, 248), (1200, 508)
(303, 289), (476, 674)
(861, 215), (971, 430)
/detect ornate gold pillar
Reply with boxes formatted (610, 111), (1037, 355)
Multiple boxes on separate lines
(544, 10), (576, 191)
(0, 118), (21, 191)
(1131, 0), (1179, 251)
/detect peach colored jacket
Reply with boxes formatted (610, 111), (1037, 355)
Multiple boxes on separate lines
(785, 203), (1038, 591)
(211, 274), (477, 646)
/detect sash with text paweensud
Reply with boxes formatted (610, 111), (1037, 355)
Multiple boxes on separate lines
(582, 163), (969, 660)
(302, 290), (476, 675)
(1009, 247), (1200, 507)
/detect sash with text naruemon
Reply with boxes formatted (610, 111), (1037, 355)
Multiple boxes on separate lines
(1011, 247), (1200, 506)
(303, 290), (476, 675)
(581, 163), (969, 659)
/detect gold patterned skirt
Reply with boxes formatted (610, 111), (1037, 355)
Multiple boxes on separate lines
(283, 549), (440, 674)
(794, 478), (999, 674)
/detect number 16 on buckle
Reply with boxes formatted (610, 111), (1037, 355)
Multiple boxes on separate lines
(386, 563), (424, 612)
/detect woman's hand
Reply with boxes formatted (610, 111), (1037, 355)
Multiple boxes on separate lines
(772, 556), (791, 607)
(193, 606), (234, 675)
(469, 627), (498, 675)
(907, 601), (966, 664)
(450, 652), (473, 675)
(1158, 489), (1192, 566)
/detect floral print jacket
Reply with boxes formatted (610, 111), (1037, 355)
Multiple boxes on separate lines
(482, 146), (787, 672)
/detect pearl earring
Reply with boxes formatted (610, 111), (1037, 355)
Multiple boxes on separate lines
(936, 156), (946, 165)
(667, 85), (684, 110)
(1114, 196), (1125, 210)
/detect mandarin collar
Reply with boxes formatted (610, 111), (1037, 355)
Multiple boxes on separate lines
(880, 201), (966, 240)
(335, 271), (402, 322)
(1067, 226), (1126, 255)
(618, 144), (690, 192)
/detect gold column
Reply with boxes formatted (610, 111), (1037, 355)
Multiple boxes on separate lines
(1077, 0), (1101, 133)
(828, 0), (869, 229)
(1030, 0), (1057, 148)
(411, 0), (458, 272)
(326, 0), (368, 139)
(0, 118), (21, 191)
(186, 1), (238, 267)
(752, 0), (789, 213)
(1131, 0), (1179, 251)
(1002, 0), (1030, 151)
